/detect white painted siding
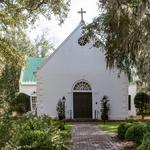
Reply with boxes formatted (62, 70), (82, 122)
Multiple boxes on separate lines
(19, 84), (36, 96)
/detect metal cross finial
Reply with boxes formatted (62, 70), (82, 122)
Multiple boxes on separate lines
(78, 8), (86, 22)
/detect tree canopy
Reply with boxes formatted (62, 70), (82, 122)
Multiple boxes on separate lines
(34, 34), (54, 57)
(0, 0), (70, 66)
(0, 0), (70, 113)
(0, 33), (54, 113)
(82, 0), (150, 80)
(134, 92), (150, 120)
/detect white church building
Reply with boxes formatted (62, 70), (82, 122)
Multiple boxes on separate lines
(19, 21), (136, 120)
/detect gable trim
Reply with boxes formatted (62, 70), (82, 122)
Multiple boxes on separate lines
(20, 81), (37, 85)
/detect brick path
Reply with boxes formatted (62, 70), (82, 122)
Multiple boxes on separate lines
(71, 123), (119, 150)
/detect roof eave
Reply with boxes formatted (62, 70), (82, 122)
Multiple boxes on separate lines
(20, 81), (37, 85)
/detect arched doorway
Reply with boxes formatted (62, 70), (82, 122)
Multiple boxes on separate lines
(73, 81), (92, 118)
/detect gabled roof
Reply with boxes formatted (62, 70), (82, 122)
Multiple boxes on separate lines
(20, 57), (46, 84)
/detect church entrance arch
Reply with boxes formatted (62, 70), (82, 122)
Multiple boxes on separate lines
(73, 81), (92, 118)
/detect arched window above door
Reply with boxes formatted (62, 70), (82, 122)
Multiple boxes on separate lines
(73, 81), (92, 91)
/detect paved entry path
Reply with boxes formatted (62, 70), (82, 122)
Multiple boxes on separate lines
(71, 123), (119, 150)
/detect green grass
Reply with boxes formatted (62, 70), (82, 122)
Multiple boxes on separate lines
(98, 122), (121, 135)
(64, 123), (74, 130)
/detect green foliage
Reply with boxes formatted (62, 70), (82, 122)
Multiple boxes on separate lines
(56, 99), (65, 120)
(53, 121), (65, 130)
(138, 132), (150, 150)
(134, 92), (150, 120)
(0, 0), (70, 114)
(125, 123), (147, 145)
(0, 37), (24, 67)
(0, 0), (70, 66)
(118, 122), (132, 139)
(146, 122), (150, 132)
(7, 30), (37, 57)
(81, 0), (150, 82)
(126, 118), (136, 123)
(0, 115), (70, 149)
(0, 116), (13, 148)
(0, 65), (21, 113)
(15, 93), (30, 114)
(34, 34), (54, 57)
(0, 32), (55, 114)
(100, 95), (110, 122)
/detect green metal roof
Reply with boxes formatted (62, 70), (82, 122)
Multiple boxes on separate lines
(21, 57), (46, 83)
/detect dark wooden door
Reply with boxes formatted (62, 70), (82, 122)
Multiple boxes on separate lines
(73, 92), (92, 118)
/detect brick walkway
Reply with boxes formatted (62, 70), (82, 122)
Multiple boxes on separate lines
(71, 123), (119, 150)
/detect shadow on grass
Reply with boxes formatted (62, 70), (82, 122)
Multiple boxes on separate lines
(97, 122), (121, 135)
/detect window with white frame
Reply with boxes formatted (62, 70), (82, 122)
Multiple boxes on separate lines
(73, 81), (92, 91)
(31, 96), (37, 111)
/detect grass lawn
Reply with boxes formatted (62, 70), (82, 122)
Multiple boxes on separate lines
(64, 123), (74, 130)
(97, 122), (121, 135)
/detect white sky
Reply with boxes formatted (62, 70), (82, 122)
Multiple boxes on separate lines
(28, 0), (99, 48)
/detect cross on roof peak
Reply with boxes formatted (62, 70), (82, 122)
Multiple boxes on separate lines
(78, 8), (86, 22)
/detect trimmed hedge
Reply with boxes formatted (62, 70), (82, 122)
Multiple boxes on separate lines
(117, 122), (132, 139)
(138, 132), (150, 150)
(125, 124), (147, 145)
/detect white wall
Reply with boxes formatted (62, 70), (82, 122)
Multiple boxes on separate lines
(19, 84), (36, 96)
(37, 24), (129, 120)
(128, 84), (137, 116)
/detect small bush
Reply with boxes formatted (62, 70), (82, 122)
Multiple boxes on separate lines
(138, 132), (150, 150)
(134, 92), (150, 120)
(118, 122), (132, 139)
(15, 93), (31, 113)
(56, 99), (65, 120)
(125, 123), (147, 145)
(126, 118), (136, 123)
(100, 95), (110, 122)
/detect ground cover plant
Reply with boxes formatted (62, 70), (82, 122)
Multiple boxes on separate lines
(0, 115), (71, 150)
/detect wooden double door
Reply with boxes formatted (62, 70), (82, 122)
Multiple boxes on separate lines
(73, 92), (92, 118)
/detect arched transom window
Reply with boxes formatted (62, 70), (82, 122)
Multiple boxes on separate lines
(73, 81), (92, 91)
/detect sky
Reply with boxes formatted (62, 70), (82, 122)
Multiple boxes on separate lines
(28, 0), (99, 49)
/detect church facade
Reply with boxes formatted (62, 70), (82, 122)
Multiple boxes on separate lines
(19, 23), (136, 120)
